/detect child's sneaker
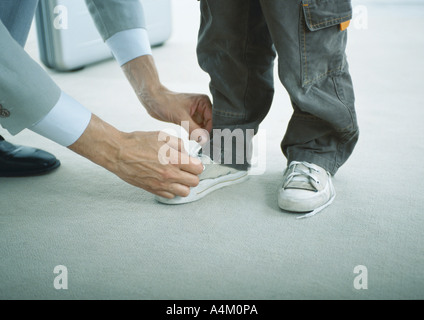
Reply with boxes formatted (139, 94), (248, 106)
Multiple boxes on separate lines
(156, 151), (248, 204)
(278, 161), (336, 219)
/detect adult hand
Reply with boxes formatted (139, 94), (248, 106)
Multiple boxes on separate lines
(68, 114), (204, 198)
(139, 87), (212, 144)
(122, 55), (213, 144)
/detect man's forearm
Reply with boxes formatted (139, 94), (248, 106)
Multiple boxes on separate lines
(120, 55), (176, 122)
(67, 113), (203, 197)
(68, 114), (122, 173)
(122, 55), (163, 102)
(121, 55), (213, 142)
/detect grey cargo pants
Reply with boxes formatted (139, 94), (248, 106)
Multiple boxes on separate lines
(197, 0), (359, 175)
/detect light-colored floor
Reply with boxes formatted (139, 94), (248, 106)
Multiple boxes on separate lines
(1, 0), (423, 300)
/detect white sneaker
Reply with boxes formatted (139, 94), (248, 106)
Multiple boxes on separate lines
(156, 152), (248, 205)
(278, 161), (336, 219)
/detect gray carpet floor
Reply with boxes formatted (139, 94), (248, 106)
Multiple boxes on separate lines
(1, 0), (423, 300)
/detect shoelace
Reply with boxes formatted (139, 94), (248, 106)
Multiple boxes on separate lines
(285, 161), (335, 219)
(284, 161), (321, 190)
(189, 142), (203, 159)
(189, 143), (210, 171)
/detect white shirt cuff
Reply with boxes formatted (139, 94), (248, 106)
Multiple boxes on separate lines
(29, 91), (92, 147)
(106, 28), (152, 66)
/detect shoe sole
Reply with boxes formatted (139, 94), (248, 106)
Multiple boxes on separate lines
(156, 170), (249, 205)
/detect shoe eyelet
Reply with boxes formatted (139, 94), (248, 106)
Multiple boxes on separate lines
(316, 180), (320, 184)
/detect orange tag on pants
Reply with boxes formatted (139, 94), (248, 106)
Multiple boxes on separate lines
(340, 20), (351, 31)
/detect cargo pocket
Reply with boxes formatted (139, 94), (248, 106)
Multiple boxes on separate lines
(300, 0), (352, 87)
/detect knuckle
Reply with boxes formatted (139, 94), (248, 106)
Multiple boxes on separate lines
(181, 187), (191, 197)
(151, 183), (164, 192)
(192, 164), (203, 175)
(161, 167), (176, 181)
(192, 176), (200, 187)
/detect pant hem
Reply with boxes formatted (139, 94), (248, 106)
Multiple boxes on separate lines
(286, 150), (338, 175)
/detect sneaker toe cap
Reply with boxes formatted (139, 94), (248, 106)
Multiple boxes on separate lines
(278, 187), (331, 213)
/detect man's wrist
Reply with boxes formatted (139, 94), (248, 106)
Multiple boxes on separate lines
(30, 91), (92, 147)
(122, 55), (163, 99)
(68, 114), (125, 173)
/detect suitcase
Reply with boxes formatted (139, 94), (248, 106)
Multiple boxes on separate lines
(35, 0), (172, 71)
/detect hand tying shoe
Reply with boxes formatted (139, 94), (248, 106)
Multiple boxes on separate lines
(156, 146), (248, 204)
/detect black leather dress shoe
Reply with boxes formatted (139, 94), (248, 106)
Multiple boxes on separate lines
(0, 137), (60, 177)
